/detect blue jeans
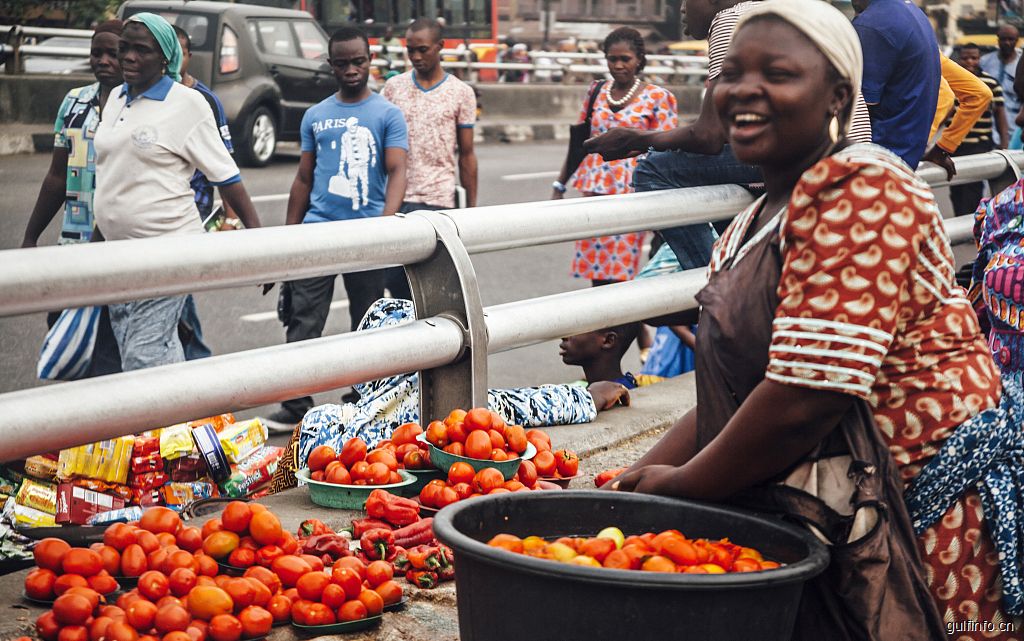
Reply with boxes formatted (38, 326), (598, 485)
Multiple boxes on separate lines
(632, 146), (762, 270)
(179, 295), (212, 360)
(109, 295), (188, 371)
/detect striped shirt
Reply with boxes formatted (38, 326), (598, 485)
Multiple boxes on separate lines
(706, 1), (873, 144)
(958, 71), (1002, 146)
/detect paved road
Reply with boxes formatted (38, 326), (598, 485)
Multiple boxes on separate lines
(0, 142), (644, 424)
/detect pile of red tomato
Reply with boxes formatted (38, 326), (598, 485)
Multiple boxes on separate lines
(306, 437), (409, 486)
(28, 503), (407, 641)
(425, 408), (534, 462)
(487, 528), (781, 574)
(418, 461), (541, 509)
(286, 558), (401, 625)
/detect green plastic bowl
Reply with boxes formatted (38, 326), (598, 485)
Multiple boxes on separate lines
(401, 467), (446, 497)
(417, 433), (536, 481)
(296, 468), (415, 509)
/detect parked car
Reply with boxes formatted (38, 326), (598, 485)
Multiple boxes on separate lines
(22, 36), (92, 74)
(119, 1), (334, 166)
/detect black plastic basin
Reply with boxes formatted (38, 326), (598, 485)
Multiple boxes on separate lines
(433, 490), (828, 641)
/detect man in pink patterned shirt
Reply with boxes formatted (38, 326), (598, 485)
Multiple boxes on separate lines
(381, 17), (477, 298)
(381, 18), (477, 209)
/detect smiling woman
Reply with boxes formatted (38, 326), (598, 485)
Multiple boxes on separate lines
(90, 12), (263, 373)
(610, 0), (1024, 638)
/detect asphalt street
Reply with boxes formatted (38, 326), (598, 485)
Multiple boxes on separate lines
(0, 141), (643, 425)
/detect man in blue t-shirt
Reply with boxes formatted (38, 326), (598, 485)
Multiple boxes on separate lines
(264, 26), (409, 430)
(852, 0), (940, 168)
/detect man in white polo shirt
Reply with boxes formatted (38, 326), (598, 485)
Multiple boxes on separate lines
(93, 14), (262, 370)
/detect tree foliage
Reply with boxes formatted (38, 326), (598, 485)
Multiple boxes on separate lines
(0, 0), (121, 28)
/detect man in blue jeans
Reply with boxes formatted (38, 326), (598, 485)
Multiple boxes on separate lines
(582, 0), (764, 270)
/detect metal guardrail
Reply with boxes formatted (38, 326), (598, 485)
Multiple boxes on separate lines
(1, 25), (708, 78)
(0, 150), (1019, 462)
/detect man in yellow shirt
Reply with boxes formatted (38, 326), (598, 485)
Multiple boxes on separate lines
(923, 53), (992, 179)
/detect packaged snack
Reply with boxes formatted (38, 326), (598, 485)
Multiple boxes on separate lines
(13, 503), (56, 528)
(74, 479), (133, 502)
(130, 471), (169, 492)
(86, 505), (144, 526)
(187, 414), (236, 433)
(130, 453), (164, 475)
(133, 488), (164, 508)
(159, 424), (194, 461)
(161, 482), (216, 511)
(16, 478), (57, 514)
(58, 436), (134, 484)
(218, 418), (268, 463)
(191, 424), (230, 483)
(167, 455), (207, 482)
(55, 484), (127, 525)
(24, 456), (59, 481)
(133, 435), (160, 458)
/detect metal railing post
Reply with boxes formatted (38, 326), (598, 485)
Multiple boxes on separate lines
(4, 26), (22, 74)
(404, 211), (489, 422)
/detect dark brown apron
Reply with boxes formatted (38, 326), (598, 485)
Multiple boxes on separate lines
(693, 214), (946, 641)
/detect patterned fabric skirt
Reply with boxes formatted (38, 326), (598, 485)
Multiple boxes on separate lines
(571, 233), (645, 282)
(920, 489), (1023, 639)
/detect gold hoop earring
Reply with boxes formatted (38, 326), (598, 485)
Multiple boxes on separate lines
(828, 113), (840, 144)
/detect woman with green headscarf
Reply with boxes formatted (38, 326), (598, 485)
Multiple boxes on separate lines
(93, 13), (263, 372)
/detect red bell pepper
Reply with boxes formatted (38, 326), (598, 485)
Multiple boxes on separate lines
(298, 518), (334, 537)
(301, 534), (351, 560)
(349, 517), (393, 538)
(392, 517), (434, 548)
(407, 545), (443, 571)
(365, 489), (420, 526)
(360, 527), (395, 561)
(392, 546), (411, 573)
(406, 569), (438, 589)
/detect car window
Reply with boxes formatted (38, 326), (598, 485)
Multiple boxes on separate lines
(292, 20), (328, 60)
(255, 20), (298, 57)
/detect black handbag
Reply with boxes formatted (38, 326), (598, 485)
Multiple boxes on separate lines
(565, 80), (606, 179)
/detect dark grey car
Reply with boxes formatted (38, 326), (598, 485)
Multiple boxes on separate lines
(119, 0), (334, 166)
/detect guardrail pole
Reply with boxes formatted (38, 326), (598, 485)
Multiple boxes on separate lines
(4, 25), (22, 74)
(405, 211), (489, 423)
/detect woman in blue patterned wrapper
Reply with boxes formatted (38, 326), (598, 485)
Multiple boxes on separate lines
(268, 298), (632, 492)
(970, 179), (1024, 388)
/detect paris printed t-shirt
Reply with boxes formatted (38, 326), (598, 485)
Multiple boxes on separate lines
(300, 93), (408, 223)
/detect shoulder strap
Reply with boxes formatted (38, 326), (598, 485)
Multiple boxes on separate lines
(584, 80), (606, 124)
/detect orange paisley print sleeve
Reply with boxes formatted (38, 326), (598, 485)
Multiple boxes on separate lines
(769, 145), (1001, 476)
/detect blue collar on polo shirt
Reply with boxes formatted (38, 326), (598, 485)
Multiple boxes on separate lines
(120, 75), (174, 105)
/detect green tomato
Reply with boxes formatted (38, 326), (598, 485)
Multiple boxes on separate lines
(596, 526), (625, 549)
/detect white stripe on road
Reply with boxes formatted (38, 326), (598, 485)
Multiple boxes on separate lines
(240, 299), (350, 323)
(502, 171), (559, 181)
(250, 193), (289, 203)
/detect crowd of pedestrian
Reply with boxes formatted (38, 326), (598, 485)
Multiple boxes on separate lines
(19, 1), (1024, 638)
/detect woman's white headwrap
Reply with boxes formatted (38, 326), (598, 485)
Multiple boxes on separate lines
(734, 0), (863, 132)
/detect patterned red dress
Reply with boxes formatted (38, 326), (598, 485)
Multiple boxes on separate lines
(710, 144), (1020, 639)
(570, 83), (677, 282)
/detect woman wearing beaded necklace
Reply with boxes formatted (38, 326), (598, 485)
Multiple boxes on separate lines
(552, 27), (678, 286)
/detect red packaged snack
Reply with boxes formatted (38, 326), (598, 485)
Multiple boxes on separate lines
(130, 454), (164, 475)
(56, 483), (127, 525)
(166, 455), (207, 482)
(130, 471), (169, 491)
(133, 487), (164, 507)
(132, 435), (160, 458)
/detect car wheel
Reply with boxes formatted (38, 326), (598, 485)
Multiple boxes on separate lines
(238, 106), (277, 167)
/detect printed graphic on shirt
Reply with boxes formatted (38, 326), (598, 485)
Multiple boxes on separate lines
(323, 116), (378, 210)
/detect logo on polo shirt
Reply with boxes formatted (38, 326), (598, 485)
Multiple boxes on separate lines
(131, 125), (158, 150)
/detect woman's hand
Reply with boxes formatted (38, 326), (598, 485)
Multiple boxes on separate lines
(606, 464), (678, 494)
(588, 381), (630, 411)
